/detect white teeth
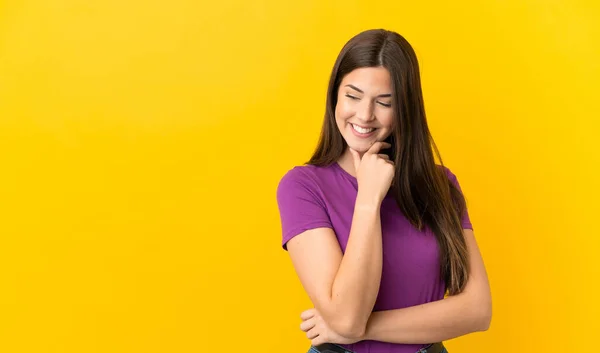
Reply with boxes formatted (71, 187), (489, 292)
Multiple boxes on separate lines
(352, 124), (375, 134)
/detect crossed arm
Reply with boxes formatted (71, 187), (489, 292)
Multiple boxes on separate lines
(289, 226), (491, 343)
(361, 228), (492, 344)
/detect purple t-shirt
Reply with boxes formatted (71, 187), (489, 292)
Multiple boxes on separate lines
(276, 162), (473, 353)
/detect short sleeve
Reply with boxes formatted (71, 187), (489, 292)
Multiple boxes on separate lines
(276, 167), (333, 250)
(442, 166), (474, 231)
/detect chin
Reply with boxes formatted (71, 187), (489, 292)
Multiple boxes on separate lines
(345, 140), (374, 153)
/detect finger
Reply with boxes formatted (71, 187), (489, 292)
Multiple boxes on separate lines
(300, 317), (316, 332)
(348, 147), (361, 172)
(300, 308), (315, 320)
(312, 336), (325, 347)
(377, 153), (390, 160)
(366, 141), (392, 155)
(306, 327), (319, 340)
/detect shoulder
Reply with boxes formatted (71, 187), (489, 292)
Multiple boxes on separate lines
(277, 164), (332, 194)
(278, 164), (318, 183)
(436, 164), (458, 180)
(436, 165), (471, 202)
(436, 164), (464, 190)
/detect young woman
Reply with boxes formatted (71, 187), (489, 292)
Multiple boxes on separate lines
(276, 29), (491, 353)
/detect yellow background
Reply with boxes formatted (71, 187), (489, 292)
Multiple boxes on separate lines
(1, 0), (598, 352)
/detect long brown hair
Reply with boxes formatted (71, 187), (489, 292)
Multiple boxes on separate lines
(307, 29), (470, 295)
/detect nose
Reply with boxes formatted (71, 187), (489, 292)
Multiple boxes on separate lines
(355, 100), (375, 122)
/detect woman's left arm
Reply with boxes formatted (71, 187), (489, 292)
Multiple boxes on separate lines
(362, 229), (492, 344)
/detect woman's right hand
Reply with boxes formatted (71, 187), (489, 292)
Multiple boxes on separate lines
(349, 141), (395, 206)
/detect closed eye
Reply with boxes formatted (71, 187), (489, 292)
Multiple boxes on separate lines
(346, 94), (391, 107)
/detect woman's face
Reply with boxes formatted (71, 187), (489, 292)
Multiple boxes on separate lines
(335, 66), (395, 154)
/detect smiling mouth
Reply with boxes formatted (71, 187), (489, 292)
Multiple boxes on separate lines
(351, 124), (377, 134)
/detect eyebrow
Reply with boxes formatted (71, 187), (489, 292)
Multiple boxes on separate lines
(345, 84), (392, 98)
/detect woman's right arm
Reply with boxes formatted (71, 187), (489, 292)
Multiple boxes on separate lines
(286, 193), (383, 339)
(284, 141), (394, 339)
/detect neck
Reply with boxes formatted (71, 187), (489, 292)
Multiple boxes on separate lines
(337, 147), (362, 178)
